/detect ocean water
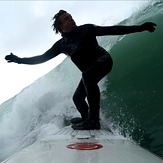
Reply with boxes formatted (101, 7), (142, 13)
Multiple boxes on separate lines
(0, 0), (163, 161)
(101, 0), (163, 157)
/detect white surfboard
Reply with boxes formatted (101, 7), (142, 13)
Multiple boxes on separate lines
(2, 126), (163, 163)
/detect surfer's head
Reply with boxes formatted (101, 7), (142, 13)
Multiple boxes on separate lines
(52, 10), (76, 34)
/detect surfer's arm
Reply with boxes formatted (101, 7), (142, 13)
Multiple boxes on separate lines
(92, 22), (156, 36)
(5, 41), (61, 65)
(20, 46), (60, 65)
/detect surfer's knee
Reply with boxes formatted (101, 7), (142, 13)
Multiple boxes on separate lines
(82, 70), (94, 86)
(72, 93), (77, 104)
(72, 92), (82, 104)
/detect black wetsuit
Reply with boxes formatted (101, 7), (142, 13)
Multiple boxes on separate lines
(52, 24), (114, 122)
(19, 24), (143, 124)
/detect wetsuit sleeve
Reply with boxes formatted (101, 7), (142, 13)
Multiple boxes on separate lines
(91, 24), (143, 36)
(20, 41), (61, 65)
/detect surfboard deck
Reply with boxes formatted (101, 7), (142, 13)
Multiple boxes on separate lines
(2, 126), (163, 163)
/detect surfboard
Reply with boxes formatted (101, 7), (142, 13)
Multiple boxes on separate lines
(2, 126), (163, 163)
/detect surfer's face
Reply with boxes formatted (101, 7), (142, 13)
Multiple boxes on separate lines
(59, 13), (77, 33)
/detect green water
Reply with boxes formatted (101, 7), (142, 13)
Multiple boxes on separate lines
(101, 1), (163, 157)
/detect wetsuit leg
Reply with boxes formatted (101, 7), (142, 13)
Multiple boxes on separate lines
(72, 80), (89, 121)
(82, 55), (113, 122)
(72, 55), (113, 130)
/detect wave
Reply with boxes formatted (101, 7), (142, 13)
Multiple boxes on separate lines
(0, 0), (163, 161)
(101, 0), (163, 157)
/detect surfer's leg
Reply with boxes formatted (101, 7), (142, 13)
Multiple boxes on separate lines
(72, 55), (113, 130)
(81, 69), (100, 125)
(72, 72), (100, 130)
(83, 55), (113, 120)
(72, 79), (89, 121)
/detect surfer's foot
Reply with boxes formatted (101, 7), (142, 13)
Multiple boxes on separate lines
(72, 119), (100, 130)
(70, 117), (83, 124)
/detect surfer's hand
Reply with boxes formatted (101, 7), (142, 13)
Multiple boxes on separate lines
(5, 53), (21, 64)
(141, 22), (157, 32)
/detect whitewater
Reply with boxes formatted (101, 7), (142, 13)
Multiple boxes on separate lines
(0, 0), (163, 161)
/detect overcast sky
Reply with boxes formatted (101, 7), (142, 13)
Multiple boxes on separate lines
(0, 1), (148, 104)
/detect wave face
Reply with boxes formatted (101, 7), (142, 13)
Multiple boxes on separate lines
(101, 0), (163, 158)
(0, 0), (163, 161)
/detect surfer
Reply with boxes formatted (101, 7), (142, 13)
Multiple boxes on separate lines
(5, 10), (156, 130)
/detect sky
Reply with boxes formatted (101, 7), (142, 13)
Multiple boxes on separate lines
(0, 1), (148, 105)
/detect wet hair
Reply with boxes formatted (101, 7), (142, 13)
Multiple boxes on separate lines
(52, 10), (67, 34)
